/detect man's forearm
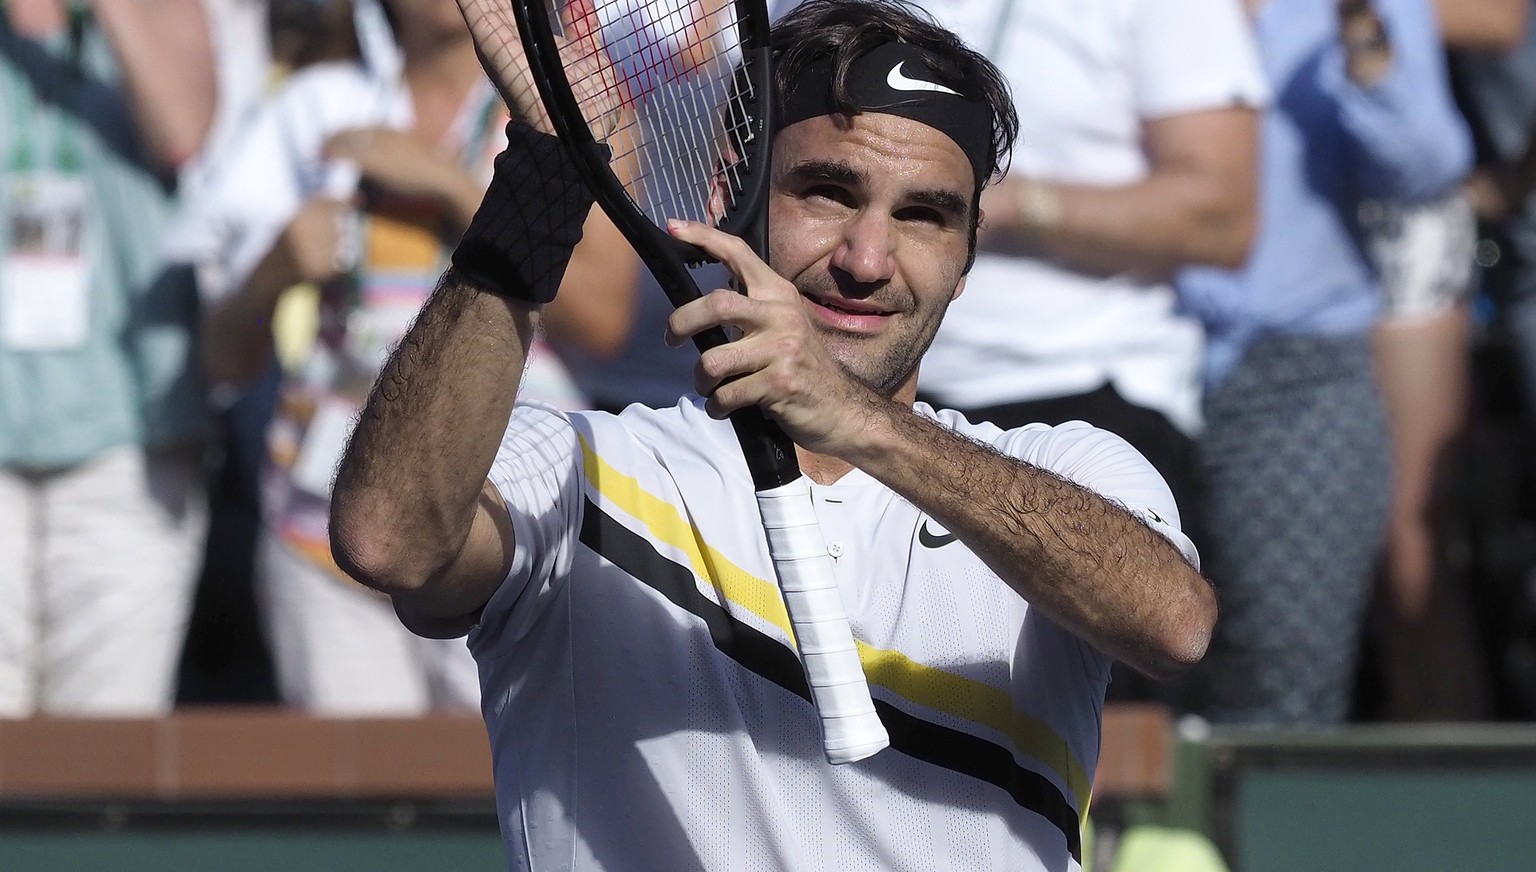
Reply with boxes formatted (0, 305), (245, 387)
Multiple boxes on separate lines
(330, 268), (534, 594)
(848, 407), (1216, 678)
(92, 0), (215, 169)
(201, 244), (296, 389)
(982, 106), (1259, 279)
(983, 171), (1254, 280)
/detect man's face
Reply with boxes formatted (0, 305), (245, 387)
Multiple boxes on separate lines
(766, 113), (975, 401)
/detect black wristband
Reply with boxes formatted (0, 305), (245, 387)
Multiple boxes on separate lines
(451, 123), (602, 305)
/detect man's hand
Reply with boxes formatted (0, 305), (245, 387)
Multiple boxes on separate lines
(325, 127), (483, 230)
(1338, 0), (1393, 86)
(663, 220), (892, 460)
(274, 198), (352, 288)
(454, 0), (552, 131)
(453, 0), (624, 140)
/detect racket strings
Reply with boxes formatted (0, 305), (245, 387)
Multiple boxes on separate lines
(553, 0), (760, 227)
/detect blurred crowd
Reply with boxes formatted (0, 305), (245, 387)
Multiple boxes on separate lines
(4, 0), (1536, 729)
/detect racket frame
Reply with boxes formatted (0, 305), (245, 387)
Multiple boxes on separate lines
(509, 0), (890, 763)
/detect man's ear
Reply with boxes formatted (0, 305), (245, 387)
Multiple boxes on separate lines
(963, 204), (983, 276)
(703, 136), (746, 227)
(952, 273), (967, 302)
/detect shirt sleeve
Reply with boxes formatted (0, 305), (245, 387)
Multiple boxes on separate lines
(1332, 0), (1474, 201)
(469, 401), (588, 658)
(995, 420), (1200, 569)
(1132, 0), (1270, 118)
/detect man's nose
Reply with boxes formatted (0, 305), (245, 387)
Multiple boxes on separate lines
(830, 210), (896, 285)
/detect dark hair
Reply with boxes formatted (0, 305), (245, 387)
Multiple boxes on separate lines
(770, 0), (1015, 271)
(771, 0), (1017, 188)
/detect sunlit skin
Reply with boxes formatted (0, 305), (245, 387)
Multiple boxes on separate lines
(664, 112), (982, 483)
(329, 0), (1219, 682)
(765, 113), (977, 403)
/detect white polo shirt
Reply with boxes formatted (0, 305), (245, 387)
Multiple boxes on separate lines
(903, 0), (1270, 433)
(472, 397), (1195, 871)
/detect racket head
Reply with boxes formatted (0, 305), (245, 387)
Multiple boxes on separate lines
(512, 0), (798, 490)
(512, 0), (775, 298)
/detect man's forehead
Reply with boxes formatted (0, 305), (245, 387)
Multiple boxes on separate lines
(772, 41), (994, 186)
(774, 113), (976, 194)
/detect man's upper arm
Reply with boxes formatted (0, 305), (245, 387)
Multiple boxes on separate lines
(393, 480), (517, 639)
(1142, 106), (1260, 209)
(401, 402), (588, 645)
(1130, 0), (1266, 264)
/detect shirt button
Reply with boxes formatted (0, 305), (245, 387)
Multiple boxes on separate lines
(828, 542), (845, 559)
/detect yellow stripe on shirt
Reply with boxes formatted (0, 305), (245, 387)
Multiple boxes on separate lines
(578, 436), (1093, 815)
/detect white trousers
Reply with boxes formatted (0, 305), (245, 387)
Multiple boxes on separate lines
(0, 445), (207, 716)
(258, 531), (481, 715)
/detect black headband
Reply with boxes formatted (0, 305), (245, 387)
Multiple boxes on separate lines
(775, 41), (994, 187)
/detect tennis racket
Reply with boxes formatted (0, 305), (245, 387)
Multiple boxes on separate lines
(497, 0), (888, 764)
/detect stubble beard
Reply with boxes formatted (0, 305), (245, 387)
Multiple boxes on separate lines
(809, 293), (950, 399)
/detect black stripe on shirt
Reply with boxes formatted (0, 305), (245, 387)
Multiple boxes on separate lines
(578, 497), (1083, 862)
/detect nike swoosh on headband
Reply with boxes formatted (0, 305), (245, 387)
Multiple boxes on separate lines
(886, 61), (961, 96)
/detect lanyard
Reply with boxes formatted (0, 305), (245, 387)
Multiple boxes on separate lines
(0, 5), (87, 174)
(986, 0), (1019, 59)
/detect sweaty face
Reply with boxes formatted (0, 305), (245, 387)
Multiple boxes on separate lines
(767, 113), (975, 400)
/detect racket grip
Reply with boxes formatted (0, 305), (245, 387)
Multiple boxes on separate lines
(756, 479), (889, 764)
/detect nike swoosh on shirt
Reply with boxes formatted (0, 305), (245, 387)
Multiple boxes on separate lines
(886, 62), (961, 96)
(918, 520), (959, 549)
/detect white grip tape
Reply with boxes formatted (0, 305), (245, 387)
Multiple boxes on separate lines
(757, 478), (890, 764)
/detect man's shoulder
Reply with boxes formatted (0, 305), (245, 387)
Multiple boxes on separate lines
(917, 401), (1056, 446)
(508, 395), (727, 458)
(604, 396), (741, 465)
(494, 396), (749, 516)
(918, 403), (1149, 473)
(553, 394), (711, 433)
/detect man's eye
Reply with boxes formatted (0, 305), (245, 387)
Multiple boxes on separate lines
(804, 185), (853, 206)
(895, 206), (946, 227)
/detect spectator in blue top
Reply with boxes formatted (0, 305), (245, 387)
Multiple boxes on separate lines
(1177, 0), (1473, 726)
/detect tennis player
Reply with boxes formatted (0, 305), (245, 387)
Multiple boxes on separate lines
(330, 0), (1215, 868)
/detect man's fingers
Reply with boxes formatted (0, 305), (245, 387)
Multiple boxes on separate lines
(700, 367), (773, 420)
(454, 0), (553, 132)
(666, 220), (784, 298)
(665, 289), (756, 346)
(693, 336), (768, 394)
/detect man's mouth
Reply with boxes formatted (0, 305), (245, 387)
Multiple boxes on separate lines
(803, 294), (893, 333)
